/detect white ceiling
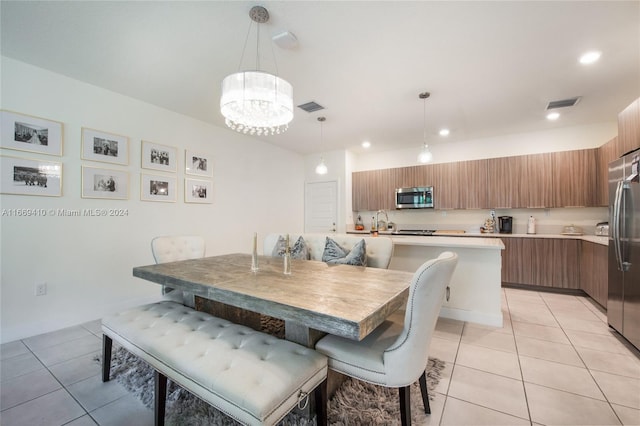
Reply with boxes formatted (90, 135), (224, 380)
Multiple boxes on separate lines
(1, 1), (639, 155)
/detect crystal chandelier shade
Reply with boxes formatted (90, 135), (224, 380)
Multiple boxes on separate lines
(315, 116), (328, 175)
(220, 71), (293, 136)
(220, 6), (293, 136)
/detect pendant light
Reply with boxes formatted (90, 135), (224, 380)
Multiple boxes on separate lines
(315, 117), (328, 175)
(417, 92), (433, 164)
(220, 6), (293, 136)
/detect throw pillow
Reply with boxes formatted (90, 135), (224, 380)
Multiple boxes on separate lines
(322, 237), (367, 266)
(271, 235), (310, 260)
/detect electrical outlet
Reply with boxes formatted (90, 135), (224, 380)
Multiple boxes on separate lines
(35, 282), (47, 296)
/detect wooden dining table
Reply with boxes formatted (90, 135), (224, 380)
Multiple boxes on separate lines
(133, 253), (413, 348)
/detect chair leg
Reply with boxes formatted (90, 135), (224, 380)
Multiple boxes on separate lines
(314, 379), (328, 426)
(102, 335), (112, 382)
(399, 385), (411, 426)
(154, 370), (167, 426)
(419, 371), (431, 414)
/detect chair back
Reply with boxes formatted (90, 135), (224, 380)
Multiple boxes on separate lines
(151, 236), (205, 264)
(383, 251), (458, 386)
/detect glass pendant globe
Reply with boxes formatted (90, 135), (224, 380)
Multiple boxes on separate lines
(418, 145), (433, 163)
(315, 158), (328, 175)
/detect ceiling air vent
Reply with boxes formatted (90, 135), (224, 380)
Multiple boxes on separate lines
(546, 97), (581, 110)
(297, 101), (325, 113)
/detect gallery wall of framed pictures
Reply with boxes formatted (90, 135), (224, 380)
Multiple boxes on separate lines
(0, 109), (214, 204)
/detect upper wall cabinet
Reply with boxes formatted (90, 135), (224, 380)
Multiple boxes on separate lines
(551, 149), (597, 207)
(618, 98), (640, 155)
(596, 137), (618, 207)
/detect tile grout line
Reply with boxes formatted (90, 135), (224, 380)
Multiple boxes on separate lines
(504, 289), (535, 426)
(437, 315), (464, 426)
(540, 293), (625, 426)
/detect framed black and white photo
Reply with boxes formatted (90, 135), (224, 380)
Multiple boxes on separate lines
(81, 128), (129, 165)
(1, 110), (63, 156)
(185, 150), (213, 177)
(185, 178), (212, 204)
(1, 155), (62, 197)
(141, 140), (177, 173)
(141, 173), (177, 202)
(81, 166), (129, 199)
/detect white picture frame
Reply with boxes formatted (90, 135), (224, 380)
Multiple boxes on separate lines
(185, 178), (212, 204)
(141, 173), (177, 202)
(81, 166), (129, 200)
(1, 155), (62, 197)
(81, 127), (129, 165)
(1, 110), (63, 156)
(141, 140), (177, 173)
(185, 150), (213, 177)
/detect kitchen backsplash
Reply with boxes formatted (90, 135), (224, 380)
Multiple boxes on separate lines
(354, 207), (608, 235)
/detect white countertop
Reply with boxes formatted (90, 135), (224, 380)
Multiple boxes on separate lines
(347, 230), (608, 246)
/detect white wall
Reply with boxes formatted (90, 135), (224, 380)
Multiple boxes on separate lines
(0, 58), (305, 343)
(305, 119), (617, 234)
(352, 122), (618, 171)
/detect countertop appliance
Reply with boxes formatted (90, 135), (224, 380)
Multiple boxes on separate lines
(498, 216), (513, 234)
(608, 148), (640, 351)
(395, 186), (434, 209)
(595, 222), (609, 236)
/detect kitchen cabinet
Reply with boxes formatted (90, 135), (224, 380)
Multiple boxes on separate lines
(434, 162), (460, 209)
(352, 171), (369, 212)
(459, 159), (489, 209)
(501, 237), (579, 289)
(552, 149), (597, 207)
(580, 241), (608, 308)
(596, 137), (618, 206)
(525, 153), (554, 208)
(618, 98), (640, 155)
(488, 156), (524, 208)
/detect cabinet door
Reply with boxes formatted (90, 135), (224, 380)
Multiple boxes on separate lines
(352, 171), (368, 212)
(524, 153), (553, 208)
(618, 98), (640, 155)
(552, 149), (597, 207)
(434, 162), (460, 209)
(596, 138), (619, 207)
(460, 159), (489, 209)
(552, 239), (580, 289)
(488, 157), (521, 208)
(580, 242), (608, 308)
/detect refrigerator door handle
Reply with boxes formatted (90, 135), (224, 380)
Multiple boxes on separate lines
(613, 180), (625, 271)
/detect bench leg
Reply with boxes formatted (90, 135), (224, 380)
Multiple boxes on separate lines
(155, 370), (167, 426)
(102, 335), (112, 382)
(314, 379), (328, 426)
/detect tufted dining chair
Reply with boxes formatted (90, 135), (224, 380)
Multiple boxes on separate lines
(151, 236), (206, 305)
(315, 251), (458, 426)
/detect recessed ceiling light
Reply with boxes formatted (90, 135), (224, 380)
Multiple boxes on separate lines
(546, 112), (560, 121)
(361, 141), (371, 148)
(579, 51), (601, 65)
(439, 129), (450, 137)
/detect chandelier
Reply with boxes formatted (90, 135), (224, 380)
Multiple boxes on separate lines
(417, 92), (433, 164)
(220, 6), (293, 136)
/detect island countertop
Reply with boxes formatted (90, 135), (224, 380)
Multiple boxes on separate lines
(347, 231), (607, 246)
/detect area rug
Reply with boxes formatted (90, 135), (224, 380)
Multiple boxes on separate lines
(98, 346), (444, 425)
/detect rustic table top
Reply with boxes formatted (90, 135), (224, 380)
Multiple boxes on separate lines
(133, 253), (412, 341)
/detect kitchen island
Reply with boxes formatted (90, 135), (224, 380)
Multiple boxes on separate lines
(388, 235), (505, 327)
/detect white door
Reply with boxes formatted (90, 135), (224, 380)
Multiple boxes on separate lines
(305, 180), (338, 233)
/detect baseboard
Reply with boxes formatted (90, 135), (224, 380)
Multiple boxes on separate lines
(439, 306), (503, 327)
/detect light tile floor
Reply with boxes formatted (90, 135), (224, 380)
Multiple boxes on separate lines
(1, 288), (639, 425)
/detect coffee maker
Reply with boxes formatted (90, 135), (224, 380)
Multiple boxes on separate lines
(499, 216), (513, 234)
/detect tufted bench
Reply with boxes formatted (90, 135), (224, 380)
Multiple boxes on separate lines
(102, 301), (328, 426)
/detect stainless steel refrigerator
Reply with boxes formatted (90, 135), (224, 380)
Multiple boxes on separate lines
(608, 147), (640, 351)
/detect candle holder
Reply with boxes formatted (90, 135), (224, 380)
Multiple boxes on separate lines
(251, 232), (259, 272)
(283, 234), (292, 275)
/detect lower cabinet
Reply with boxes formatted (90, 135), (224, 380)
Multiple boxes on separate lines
(502, 238), (579, 289)
(580, 241), (608, 308)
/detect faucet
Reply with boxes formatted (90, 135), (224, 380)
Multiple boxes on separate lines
(376, 210), (389, 231)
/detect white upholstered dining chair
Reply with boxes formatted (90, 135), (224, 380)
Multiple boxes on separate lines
(151, 235), (205, 305)
(315, 251), (458, 426)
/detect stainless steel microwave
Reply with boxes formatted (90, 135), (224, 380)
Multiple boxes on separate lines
(395, 186), (434, 209)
